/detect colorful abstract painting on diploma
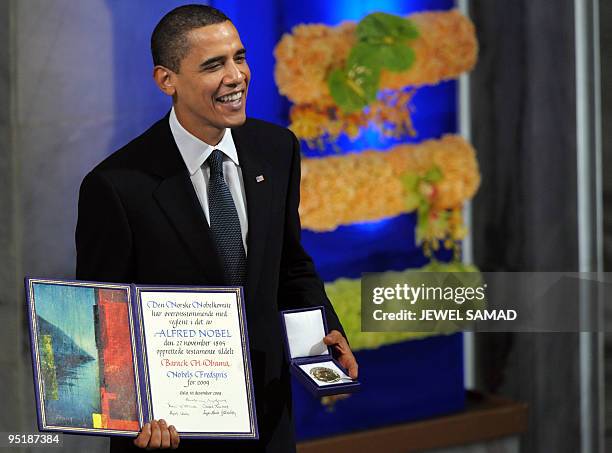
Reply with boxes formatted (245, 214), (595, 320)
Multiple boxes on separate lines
(30, 282), (140, 433)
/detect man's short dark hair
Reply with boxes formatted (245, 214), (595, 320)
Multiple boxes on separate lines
(151, 4), (230, 73)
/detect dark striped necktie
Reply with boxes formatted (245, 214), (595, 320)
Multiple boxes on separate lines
(207, 149), (247, 286)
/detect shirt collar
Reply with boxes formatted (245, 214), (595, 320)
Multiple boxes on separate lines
(169, 107), (240, 176)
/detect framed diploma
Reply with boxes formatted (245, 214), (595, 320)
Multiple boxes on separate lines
(25, 278), (258, 440)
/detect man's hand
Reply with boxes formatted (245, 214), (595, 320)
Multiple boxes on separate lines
(133, 419), (180, 450)
(323, 330), (358, 379)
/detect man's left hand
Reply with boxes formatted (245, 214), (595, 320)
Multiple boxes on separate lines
(323, 330), (358, 379)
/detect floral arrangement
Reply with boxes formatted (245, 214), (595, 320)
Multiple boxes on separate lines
(274, 10), (478, 145)
(326, 12), (420, 113)
(299, 135), (480, 234)
(273, 11), (481, 362)
(275, 10), (478, 105)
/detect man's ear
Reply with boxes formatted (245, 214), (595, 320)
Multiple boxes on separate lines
(153, 65), (177, 96)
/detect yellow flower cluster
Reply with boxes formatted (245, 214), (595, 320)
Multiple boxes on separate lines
(299, 135), (480, 231)
(274, 10), (478, 106)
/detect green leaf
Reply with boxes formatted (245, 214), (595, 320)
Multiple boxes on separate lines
(328, 58), (380, 113)
(348, 42), (415, 73)
(347, 42), (381, 69)
(424, 166), (443, 183)
(378, 44), (415, 71)
(400, 173), (420, 191)
(327, 12), (418, 111)
(404, 192), (421, 212)
(401, 173), (422, 211)
(417, 204), (430, 230)
(345, 50), (381, 103)
(328, 68), (368, 113)
(357, 12), (419, 44)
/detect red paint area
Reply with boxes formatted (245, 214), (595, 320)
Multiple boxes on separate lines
(97, 288), (140, 431)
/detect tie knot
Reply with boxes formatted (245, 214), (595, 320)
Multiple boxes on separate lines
(208, 149), (224, 176)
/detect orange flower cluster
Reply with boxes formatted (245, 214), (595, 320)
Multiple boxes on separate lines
(274, 10), (478, 106)
(274, 22), (355, 106)
(290, 90), (417, 148)
(299, 135), (480, 231)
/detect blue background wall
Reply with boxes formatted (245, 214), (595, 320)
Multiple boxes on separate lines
(7, 0), (463, 446)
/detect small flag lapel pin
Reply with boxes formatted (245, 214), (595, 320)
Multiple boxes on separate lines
(256, 175), (265, 183)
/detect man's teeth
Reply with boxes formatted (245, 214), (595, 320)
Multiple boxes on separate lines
(217, 92), (243, 103)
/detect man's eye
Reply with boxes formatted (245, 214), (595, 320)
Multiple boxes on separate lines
(235, 56), (246, 63)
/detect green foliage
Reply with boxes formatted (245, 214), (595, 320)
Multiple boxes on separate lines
(357, 12), (419, 43)
(424, 166), (443, 183)
(328, 12), (419, 112)
(40, 335), (59, 400)
(400, 166), (446, 244)
(328, 65), (379, 113)
(327, 263), (483, 350)
(325, 277), (433, 351)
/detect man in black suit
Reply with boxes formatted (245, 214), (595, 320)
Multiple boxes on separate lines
(75, 4), (357, 452)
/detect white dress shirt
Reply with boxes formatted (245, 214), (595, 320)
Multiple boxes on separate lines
(169, 108), (248, 253)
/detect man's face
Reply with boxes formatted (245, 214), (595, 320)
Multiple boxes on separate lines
(171, 22), (250, 142)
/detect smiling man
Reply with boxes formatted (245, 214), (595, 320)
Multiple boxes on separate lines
(75, 4), (357, 453)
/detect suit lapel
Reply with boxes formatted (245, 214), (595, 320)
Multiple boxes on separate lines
(147, 116), (225, 284)
(232, 126), (273, 302)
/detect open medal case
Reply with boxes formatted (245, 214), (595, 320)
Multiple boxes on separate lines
(280, 307), (361, 397)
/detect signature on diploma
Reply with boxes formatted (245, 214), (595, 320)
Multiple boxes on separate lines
(166, 398), (237, 417)
(167, 401), (196, 417)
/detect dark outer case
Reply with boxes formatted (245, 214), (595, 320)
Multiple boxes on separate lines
(279, 306), (361, 397)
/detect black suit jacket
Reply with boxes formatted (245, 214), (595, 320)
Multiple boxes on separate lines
(75, 115), (344, 452)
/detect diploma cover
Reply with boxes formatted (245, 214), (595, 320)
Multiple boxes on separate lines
(25, 278), (258, 439)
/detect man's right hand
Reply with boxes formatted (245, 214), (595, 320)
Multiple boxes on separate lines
(133, 419), (180, 450)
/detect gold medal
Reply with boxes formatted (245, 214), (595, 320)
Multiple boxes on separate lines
(309, 366), (341, 383)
